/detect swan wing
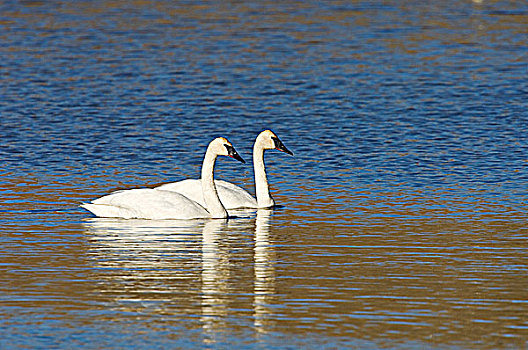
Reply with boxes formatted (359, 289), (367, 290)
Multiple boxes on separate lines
(81, 188), (210, 220)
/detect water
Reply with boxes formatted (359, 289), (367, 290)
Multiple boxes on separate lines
(1, 0), (527, 348)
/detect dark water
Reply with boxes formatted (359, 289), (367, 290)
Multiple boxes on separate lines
(1, 1), (527, 349)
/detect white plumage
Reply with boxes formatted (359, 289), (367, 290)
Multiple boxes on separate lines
(80, 137), (245, 219)
(157, 179), (258, 209)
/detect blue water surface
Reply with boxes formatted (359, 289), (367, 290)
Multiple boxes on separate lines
(1, 1), (527, 349)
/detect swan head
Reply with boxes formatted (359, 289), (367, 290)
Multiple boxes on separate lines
(209, 137), (246, 163)
(257, 130), (294, 155)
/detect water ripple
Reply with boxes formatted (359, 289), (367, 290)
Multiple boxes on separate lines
(1, 0), (528, 349)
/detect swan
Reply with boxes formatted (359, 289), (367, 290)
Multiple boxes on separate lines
(80, 137), (245, 219)
(157, 130), (293, 209)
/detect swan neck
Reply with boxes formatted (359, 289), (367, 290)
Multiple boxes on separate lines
(201, 149), (228, 218)
(253, 143), (274, 208)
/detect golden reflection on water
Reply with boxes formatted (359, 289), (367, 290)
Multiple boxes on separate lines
(269, 189), (528, 346)
(1, 171), (527, 345)
(2, 173), (527, 347)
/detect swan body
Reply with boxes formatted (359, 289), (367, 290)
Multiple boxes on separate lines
(80, 137), (245, 219)
(80, 188), (211, 220)
(157, 130), (293, 209)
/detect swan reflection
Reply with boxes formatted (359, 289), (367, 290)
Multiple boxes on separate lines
(253, 209), (275, 334)
(83, 218), (206, 308)
(83, 210), (277, 339)
(200, 219), (230, 342)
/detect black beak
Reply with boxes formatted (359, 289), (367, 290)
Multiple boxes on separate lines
(271, 136), (294, 155)
(224, 144), (246, 163)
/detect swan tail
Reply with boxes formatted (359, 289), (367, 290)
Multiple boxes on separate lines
(80, 203), (135, 219)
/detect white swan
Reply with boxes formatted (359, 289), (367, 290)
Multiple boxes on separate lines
(157, 130), (293, 209)
(80, 137), (245, 219)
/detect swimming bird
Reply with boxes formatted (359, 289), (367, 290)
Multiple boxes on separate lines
(157, 130), (293, 209)
(80, 137), (245, 219)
